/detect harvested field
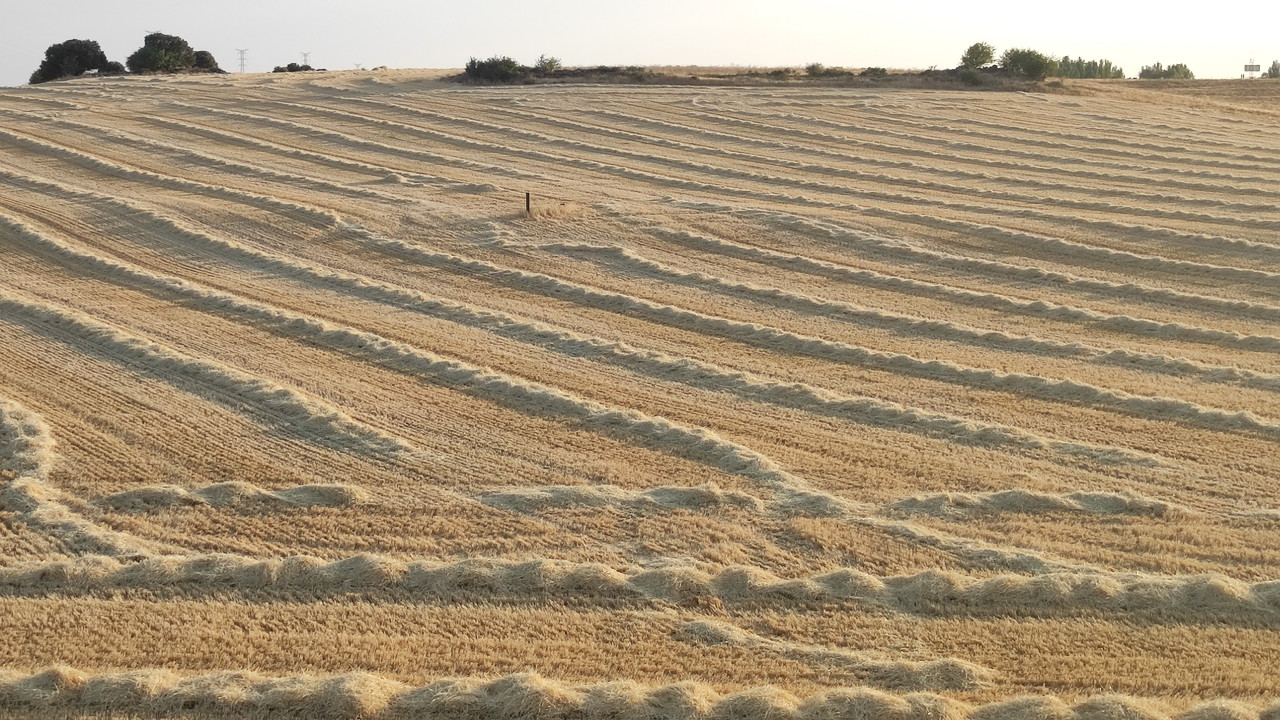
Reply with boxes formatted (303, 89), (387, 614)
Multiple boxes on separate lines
(0, 70), (1278, 718)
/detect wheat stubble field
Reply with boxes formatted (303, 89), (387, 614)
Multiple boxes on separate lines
(0, 70), (1279, 718)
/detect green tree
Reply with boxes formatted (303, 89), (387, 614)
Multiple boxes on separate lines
(1055, 56), (1124, 79)
(960, 42), (995, 69)
(29, 39), (111, 84)
(464, 56), (526, 82)
(534, 55), (562, 75)
(193, 50), (219, 70)
(1139, 62), (1194, 79)
(1265, 60), (1280, 79)
(126, 33), (197, 73)
(1000, 48), (1059, 80)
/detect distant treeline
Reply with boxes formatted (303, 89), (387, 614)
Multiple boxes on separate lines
(29, 33), (221, 84)
(955, 42), (1234, 83)
(31, 36), (1280, 87)
(1138, 62), (1195, 80)
(1056, 56), (1125, 79)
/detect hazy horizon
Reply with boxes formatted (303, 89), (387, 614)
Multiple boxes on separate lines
(3, 0), (1279, 87)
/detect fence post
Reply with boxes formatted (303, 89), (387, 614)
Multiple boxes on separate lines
(526, 192), (531, 216)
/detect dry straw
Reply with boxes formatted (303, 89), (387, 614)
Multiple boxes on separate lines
(0, 668), (1275, 720)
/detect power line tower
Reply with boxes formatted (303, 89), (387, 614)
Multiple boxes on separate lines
(301, 52), (310, 66)
(236, 49), (248, 74)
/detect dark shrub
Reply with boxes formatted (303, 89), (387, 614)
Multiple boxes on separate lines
(465, 56), (527, 82)
(30, 39), (111, 84)
(126, 33), (197, 73)
(193, 50), (219, 70)
(804, 63), (852, 78)
(1000, 48), (1058, 80)
(860, 67), (888, 78)
(958, 67), (987, 86)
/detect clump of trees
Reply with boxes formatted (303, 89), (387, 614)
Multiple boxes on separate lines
(1000, 48), (1059, 80)
(1056, 57), (1124, 79)
(462, 55), (566, 82)
(804, 63), (855, 78)
(273, 63), (316, 73)
(126, 33), (219, 74)
(465, 56), (526, 82)
(30, 32), (222, 85)
(1264, 61), (1280, 79)
(1138, 62), (1194, 79)
(958, 43), (1125, 83)
(29, 39), (121, 84)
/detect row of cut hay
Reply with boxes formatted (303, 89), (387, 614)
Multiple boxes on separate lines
(486, 485), (1185, 520)
(677, 102), (1280, 186)
(676, 204), (1280, 337)
(889, 489), (1179, 518)
(164, 100), (544, 181)
(678, 619), (991, 691)
(0, 399), (146, 556)
(3, 171), (1136, 465)
(679, 99), (1280, 220)
(0, 667), (1274, 720)
(0, 212), (809, 499)
(218, 95), (841, 210)
(589, 103), (1280, 206)
(552, 104), (1280, 255)
(0, 106), (399, 202)
(720, 102), (1280, 184)
(0, 399), (52, 482)
(98, 481), (369, 512)
(0, 258), (414, 460)
(0, 126), (342, 227)
(451, 98), (1280, 243)
(4, 554), (1277, 617)
(856, 99), (1280, 163)
(1064, 216), (1280, 265)
(662, 208), (1280, 364)
(513, 93), (1280, 246)
(139, 113), (453, 187)
(857, 205), (1280, 286)
(480, 483), (764, 514)
(6, 205), (1072, 573)
(354, 226), (1280, 442)
(545, 240), (1280, 395)
(727, 207), (1280, 325)
(351, 228), (1164, 466)
(478, 481), (1197, 574)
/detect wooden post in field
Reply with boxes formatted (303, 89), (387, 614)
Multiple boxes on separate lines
(526, 192), (531, 216)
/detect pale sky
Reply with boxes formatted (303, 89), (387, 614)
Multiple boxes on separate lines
(2, 0), (1278, 86)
